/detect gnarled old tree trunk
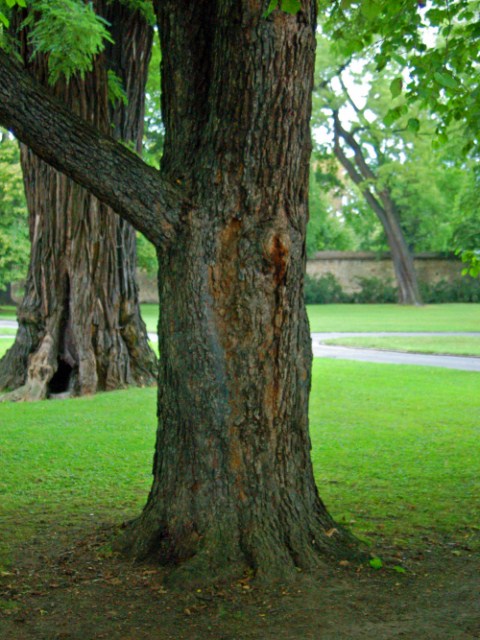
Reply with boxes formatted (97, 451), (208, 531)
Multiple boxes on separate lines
(0, 1), (362, 580)
(0, 3), (156, 400)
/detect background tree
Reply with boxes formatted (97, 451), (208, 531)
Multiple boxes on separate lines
(0, 129), (29, 305)
(319, 0), (480, 271)
(313, 41), (425, 304)
(0, 0), (361, 580)
(0, 0), (157, 400)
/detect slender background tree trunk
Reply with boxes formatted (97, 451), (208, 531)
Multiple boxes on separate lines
(333, 111), (422, 305)
(0, 2), (156, 399)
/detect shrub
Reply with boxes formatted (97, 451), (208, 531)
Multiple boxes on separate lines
(304, 274), (480, 304)
(352, 276), (398, 304)
(419, 277), (480, 303)
(304, 273), (349, 304)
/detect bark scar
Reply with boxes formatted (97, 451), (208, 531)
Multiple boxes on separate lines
(263, 231), (291, 285)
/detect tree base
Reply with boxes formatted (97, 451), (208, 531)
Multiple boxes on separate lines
(116, 506), (365, 587)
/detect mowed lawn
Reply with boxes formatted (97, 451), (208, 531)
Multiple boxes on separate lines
(136, 302), (480, 334)
(2, 302), (480, 334)
(0, 339), (13, 359)
(306, 303), (480, 333)
(1, 358), (478, 569)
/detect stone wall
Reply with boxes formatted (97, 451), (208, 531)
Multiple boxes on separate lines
(5, 253), (466, 306)
(110, 252), (465, 304)
(306, 251), (463, 294)
(136, 270), (159, 304)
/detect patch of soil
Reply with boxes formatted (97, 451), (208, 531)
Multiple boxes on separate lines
(1, 522), (479, 640)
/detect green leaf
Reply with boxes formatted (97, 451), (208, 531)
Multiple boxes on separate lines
(434, 71), (459, 90)
(390, 77), (403, 98)
(361, 0), (381, 21)
(263, 0), (278, 17)
(5, 0), (16, 8)
(393, 565), (406, 573)
(407, 118), (420, 133)
(369, 557), (383, 570)
(17, 0), (27, 7)
(391, 53), (407, 66)
(107, 70), (128, 106)
(0, 12), (9, 28)
(281, 0), (301, 15)
(384, 108), (400, 127)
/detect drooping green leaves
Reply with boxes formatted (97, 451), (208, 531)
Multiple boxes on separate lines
(107, 70), (128, 107)
(22, 0), (114, 84)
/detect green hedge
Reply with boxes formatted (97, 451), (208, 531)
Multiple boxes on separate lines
(304, 273), (480, 304)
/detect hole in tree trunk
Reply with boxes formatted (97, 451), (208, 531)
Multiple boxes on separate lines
(48, 360), (73, 395)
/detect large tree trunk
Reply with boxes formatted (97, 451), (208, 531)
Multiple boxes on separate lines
(0, 2), (361, 581)
(121, 1), (359, 581)
(0, 3), (156, 400)
(333, 111), (422, 306)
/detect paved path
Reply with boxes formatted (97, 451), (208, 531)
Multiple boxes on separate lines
(1, 321), (479, 372)
(311, 332), (480, 372)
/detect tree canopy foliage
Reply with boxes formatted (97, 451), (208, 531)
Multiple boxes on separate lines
(0, 129), (28, 292)
(320, 0), (480, 154)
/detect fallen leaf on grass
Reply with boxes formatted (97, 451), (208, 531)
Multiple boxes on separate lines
(393, 565), (406, 574)
(369, 557), (383, 570)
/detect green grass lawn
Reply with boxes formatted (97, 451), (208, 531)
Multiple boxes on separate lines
(324, 336), (480, 356)
(140, 304), (159, 333)
(138, 303), (480, 334)
(3, 303), (480, 335)
(0, 306), (16, 319)
(0, 339), (13, 359)
(310, 360), (479, 550)
(1, 360), (478, 568)
(306, 303), (480, 333)
(0, 328), (16, 336)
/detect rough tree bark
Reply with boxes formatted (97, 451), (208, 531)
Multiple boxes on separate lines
(0, 2), (157, 400)
(333, 111), (422, 306)
(0, 0), (361, 580)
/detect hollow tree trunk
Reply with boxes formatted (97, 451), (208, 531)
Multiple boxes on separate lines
(0, 3), (156, 399)
(121, 0), (359, 581)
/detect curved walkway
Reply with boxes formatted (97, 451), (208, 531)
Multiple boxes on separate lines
(1, 321), (479, 372)
(311, 332), (480, 372)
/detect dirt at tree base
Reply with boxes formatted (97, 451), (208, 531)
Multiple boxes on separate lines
(1, 522), (478, 639)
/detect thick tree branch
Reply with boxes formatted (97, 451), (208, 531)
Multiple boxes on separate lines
(0, 49), (184, 247)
